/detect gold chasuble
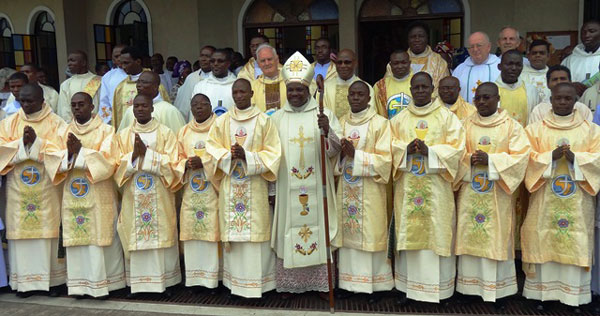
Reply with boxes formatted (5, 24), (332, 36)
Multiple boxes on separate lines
(522, 112), (600, 269)
(454, 110), (530, 260)
(309, 62), (337, 96)
(447, 96), (477, 120)
(45, 115), (119, 247)
(385, 46), (449, 92)
(271, 98), (343, 268)
(251, 74), (287, 115)
(57, 72), (102, 122)
(175, 115), (219, 242)
(336, 107), (392, 252)
(374, 72), (413, 119)
(111, 70), (171, 128)
(204, 106), (281, 242)
(323, 75), (374, 120)
(0, 104), (66, 239)
(114, 119), (182, 257)
(390, 98), (465, 256)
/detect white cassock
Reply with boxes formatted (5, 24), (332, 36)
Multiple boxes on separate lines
(56, 72), (101, 122)
(99, 68), (127, 124)
(453, 55), (501, 103)
(520, 65), (550, 106)
(562, 44), (600, 83)
(191, 72), (237, 119)
(174, 70), (211, 118)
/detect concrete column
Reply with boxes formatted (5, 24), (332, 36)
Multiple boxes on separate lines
(338, 0), (357, 52)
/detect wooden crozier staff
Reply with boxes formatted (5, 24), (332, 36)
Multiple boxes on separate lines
(316, 74), (335, 314)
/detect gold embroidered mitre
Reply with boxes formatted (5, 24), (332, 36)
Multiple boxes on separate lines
(282, 51), (314, 87)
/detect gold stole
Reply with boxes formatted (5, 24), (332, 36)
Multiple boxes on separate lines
(335, 85), (350, 119)
(83, 76), (102, 97)
(265, 83), (281, 111)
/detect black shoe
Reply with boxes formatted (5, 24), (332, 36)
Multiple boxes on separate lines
(72, 294), (86, 300)
(126, 292), (137, 299)
(396, 294), (409, 307)
(493, 300), (506, 312)
(16, 291), (35, 298)
(164, 288), (173, 299)
(335, 289), (353, 299)
(368, 293), (382, 305)
(95, 295), (109, 300)
(48, 287), (60, 297)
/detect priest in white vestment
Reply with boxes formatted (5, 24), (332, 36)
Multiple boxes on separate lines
(174, 46), (215, 117)
(205, 79), (281, 298)
(562, 21), (600, 91)
(6, 64), (59, 113)
(114, 94), (182, 295)
(57, 51), (102, 122)
(271, 52), (342, 297)
(453, 32), (501, 103)
(521, 40), (552, 106)
(191, 49), (237, 120)
(45, 92), (126, 298)
(99, 45), (127, 124)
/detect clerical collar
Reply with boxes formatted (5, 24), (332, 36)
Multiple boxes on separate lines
(392, 73), (410, 82)
(291, 99), (310, 112)
(350, 107), (369, 119)
(316, 61), (330, 67)
(264, 73), (279, 81)
(478, 110), (500, 122)
(337, 75), (356, 85)
(131, 72), (142, 81)
(75, 116), (93, 127)
(151, 93), (163, 104)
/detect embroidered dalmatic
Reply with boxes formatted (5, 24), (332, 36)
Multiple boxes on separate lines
(0, 103), (67, 292)
(373, 72), (413, 119)
(114, 118), (182, 293)
(454, 110), (530, 302)
(336, 106), (394, 293)
(446, 95), (477, 120)
(174, 69), (210, 118)
(522, 111), (600, 306)
(56, 72), (102, 122)
(175, 115), (220, 288)
(323, 74), (374, 120)
(251, 74), (287, 115)
(204, 106), (281, 297)
(111, 70), (171, 129)
(390, 98), (465, 302)
(118, 100), (186, 134)
(44, 114), (125, 297)
(271, 97), (342, 292)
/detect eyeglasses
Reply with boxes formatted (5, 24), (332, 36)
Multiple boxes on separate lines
(335, 60), (353, 65)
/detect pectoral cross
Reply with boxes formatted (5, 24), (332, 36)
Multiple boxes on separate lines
(290, 126), (313, 168)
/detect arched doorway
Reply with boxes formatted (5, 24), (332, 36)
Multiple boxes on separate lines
(0, 17), (14, 68)
(359, 0), (464, 84)
(32, 10), (59, 89)
(94, 0), (151, 67)
(242, 0), (339, 62)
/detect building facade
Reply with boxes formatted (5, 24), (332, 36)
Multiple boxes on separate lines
(0, 0), (588, 88)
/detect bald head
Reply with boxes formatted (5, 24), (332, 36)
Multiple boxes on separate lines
(136, 71), (160, 98)
(474, 82), (500, 117)
(498, 26), (521, 54)
(72, 91), (93, 104)
(335, 49), (357, 80)
(468, 32), (492, 65)
(438, 76), (461, 105)
(477, 82), (499, 95)
(233, 78), (251, 90)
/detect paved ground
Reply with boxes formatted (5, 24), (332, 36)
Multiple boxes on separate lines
(0, 293), (387, 316)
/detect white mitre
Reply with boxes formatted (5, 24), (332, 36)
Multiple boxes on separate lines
(282, 51), (314, 87)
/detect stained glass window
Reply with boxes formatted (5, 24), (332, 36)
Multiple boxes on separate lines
(11, 34), (33, 70)
(34, 12), (55, 33)
(94, 24), (116, 67)
(244, 0), (339, 60)
(113, 0), (147, 25)
(0, 18), (14, 68)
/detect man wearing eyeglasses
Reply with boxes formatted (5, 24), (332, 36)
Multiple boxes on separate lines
(322, 49), (374, 120)
(453, 32), (501, 103)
